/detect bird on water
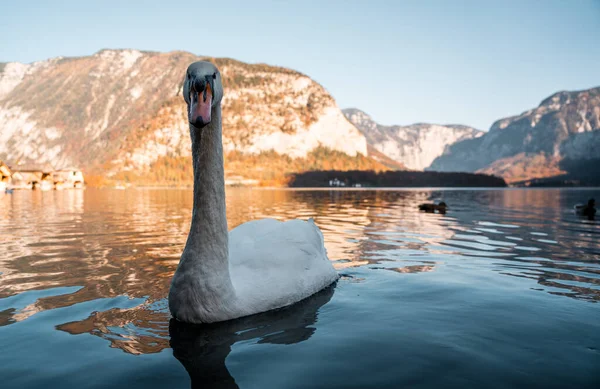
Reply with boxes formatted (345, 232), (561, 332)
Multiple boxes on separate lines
(418, 201), (447, 214)
(168, 61), (338, 324)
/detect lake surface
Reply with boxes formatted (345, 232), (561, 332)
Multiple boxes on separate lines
(1, 188), (599, 388)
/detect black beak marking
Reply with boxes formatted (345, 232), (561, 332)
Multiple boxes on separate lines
(190, 74), (215, 104)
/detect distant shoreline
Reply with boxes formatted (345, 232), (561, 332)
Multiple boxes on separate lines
(82, 185), (600, 191)
(286, 170), (507, 188)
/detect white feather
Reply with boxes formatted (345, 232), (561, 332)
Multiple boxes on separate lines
(229, 218), (338, 313)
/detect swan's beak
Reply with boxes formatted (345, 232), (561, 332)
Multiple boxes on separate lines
(189, 81), (212, 128)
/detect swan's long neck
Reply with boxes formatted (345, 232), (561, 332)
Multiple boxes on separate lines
(181, 105), (235, 299)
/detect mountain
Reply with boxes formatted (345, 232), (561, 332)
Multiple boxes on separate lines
(343, 108), (483, 170)
(429, 87), (600, 184)
(0, 49), (383, 186)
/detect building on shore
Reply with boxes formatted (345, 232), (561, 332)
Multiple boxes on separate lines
(2, 161), (85, 191)
(0, 161), (12, 192)
(10, 164), (55, 190)
(53, 168), (85, 189)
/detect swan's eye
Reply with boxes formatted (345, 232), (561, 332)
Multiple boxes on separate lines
(212, 73), (217, 79)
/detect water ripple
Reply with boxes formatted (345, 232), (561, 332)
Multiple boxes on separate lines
(0, 188), (599, 387)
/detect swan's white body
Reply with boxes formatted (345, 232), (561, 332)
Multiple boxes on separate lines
(168, 62), (338, 324)
(229, 218), (336, 313)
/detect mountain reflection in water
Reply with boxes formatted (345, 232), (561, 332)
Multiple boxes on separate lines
(0, 188), (599, 388)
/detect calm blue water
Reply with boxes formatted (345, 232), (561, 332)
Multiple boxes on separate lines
(1, 188), (599, 388)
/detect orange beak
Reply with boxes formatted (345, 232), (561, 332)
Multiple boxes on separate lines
(189, 81), (212, 128)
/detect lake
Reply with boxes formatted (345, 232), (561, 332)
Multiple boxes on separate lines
(1, 188), (599, 388)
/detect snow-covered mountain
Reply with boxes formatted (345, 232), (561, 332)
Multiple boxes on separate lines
(0, 50), (376, 185)
(343, 108), (483, 170)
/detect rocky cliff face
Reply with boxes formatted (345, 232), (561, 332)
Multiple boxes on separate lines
(0, 49), (371, 185)
(429, 87), (600, 183)
(343, 108), (483, 171)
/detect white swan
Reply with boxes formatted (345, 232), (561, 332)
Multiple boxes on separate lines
(168, 61), (339, 324)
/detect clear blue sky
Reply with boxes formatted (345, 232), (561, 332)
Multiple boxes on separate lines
(1, 0), (598, 130)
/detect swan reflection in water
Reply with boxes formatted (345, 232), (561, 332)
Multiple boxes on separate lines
(169, 283), (335, 389)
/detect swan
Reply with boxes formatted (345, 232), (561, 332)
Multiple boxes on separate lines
(168, 61), (339, 324)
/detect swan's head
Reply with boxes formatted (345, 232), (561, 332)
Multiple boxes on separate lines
(183, 61), (223, 129)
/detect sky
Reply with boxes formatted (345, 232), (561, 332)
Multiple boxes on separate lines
(1, 0), (599, 130)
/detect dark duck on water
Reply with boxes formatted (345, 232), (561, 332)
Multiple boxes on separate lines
(418, 201), (447, 214)
(575, 198), (596, 219)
